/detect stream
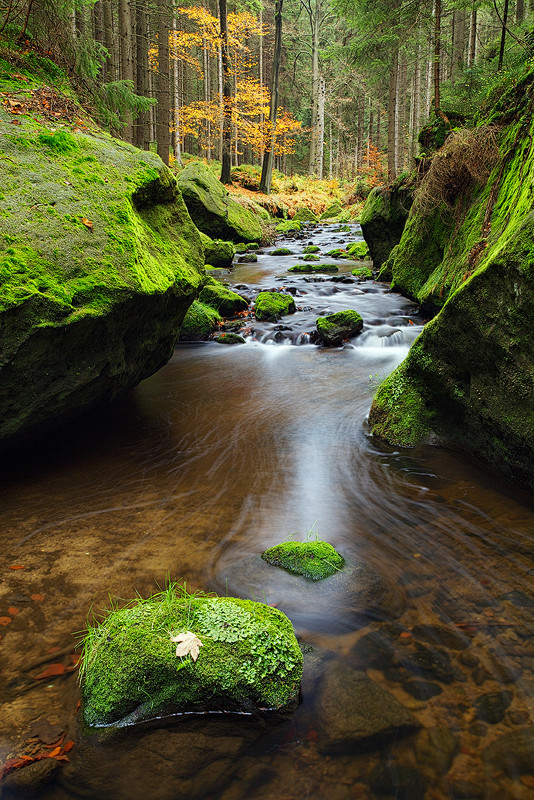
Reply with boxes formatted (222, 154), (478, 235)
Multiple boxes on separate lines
(2, 222), (534, 800)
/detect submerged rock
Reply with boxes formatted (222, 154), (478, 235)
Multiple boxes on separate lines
(316, 310), (364, 346)
(484, 727), (534, 775)
(0, 121), (204, 443)
(261, 540), (344, 580)
(254, 291), (296, 321)
(177, 161), (262, 243)
(81, 588), (303, 727)
(316, 662), (418, 753)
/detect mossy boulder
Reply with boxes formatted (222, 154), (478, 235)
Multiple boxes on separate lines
(81, 587), (303, 727)
(270, 247), (294, 256)
(177, 161), (262, 243)
(360, 177), (414, 268)
(198, 279), (249, 317)
(316, 310), (364, 346)
(293, 207), (318, 223)
(261, 540), (344, 580)
(288, 263), (338, 274)
(214, 332), (246, 344)
(199, 232), (234, 269)
(324, 248), (349, 258)
(303, 245), (320, 254)
(276, 220), (301, 233)
(320, 203), (343, 220)
(347, 241), (371, 259)
(254, 291), (296, 321)
(352, 267), (373, 279)
(302, 254), (320, 261)
(368, 92), (534, 491)
(0, 112), (204, 443)
(180, 300), (222, 341)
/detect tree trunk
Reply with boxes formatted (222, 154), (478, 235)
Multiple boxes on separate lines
(357, 88), (365, 170)
(172, 1), (182, 164)
(156, 0), (170, 165)
(119, 0), (134, 141)
(516, 0), (525, 24)
(135, 3), (149, 149)
(308, 3), (320, 175)
(259, 2), (264, 152)
(412, 37), (421, 160)
(468, 2), (477, 67)
(451, 8), (466, 81)
(388, 48), (398, 181)
(498, 0), (509, 71)
(433, 0), (449, 124)
(316, 75), (325, 178)
(259, 0), (284, 193)
(219, 0), (232, 184)
(102, 0), (114, 82)
(397, 48), (407, 170)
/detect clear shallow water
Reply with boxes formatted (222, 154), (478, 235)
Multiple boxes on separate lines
(2, 224), (534, 799)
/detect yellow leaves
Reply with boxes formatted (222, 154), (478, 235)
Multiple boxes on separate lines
(81, 217), (94, 231)
(170, 631), (203, 661)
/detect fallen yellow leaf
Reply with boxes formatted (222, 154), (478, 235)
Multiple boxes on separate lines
(169, 631), (203, 661)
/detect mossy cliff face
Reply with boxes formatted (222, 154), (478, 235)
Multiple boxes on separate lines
(359, 177), (414, 269)
(81, 588), (303, 727)
(177, 162), (263, 243)
(369, 74), (534, 490)
(0, 108), (204, 441)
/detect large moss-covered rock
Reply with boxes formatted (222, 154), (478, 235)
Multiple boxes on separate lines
(198, 278), (249, 317)
(199, 231), (234, 268)
(180, 300), (222, 341)
(316, 310), (363, 346)
(254, 291), (296, 321)
(81, 587), (303, 726)
(177, 162), (263, 243)
(293, 206), (318, 222)
(0, 102), (204, 442)
(360, 177), (414, 269)
(369, 73), (534, 491)
(288, 263), (338, 274)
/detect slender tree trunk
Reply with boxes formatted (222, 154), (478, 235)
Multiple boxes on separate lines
(259, 0), (283, 193)
(218, 44), (224, 161)
(516, 0), (525, 23)
(498, 0), (509, 71)
(388, 48), (398, 181)
(452, 8), (466, 81)
(468, 2), (477, 67)
(357, 88), (365, 169)
(93, 0), (103, 46)
(135, 4), (149, 149)
(119, 0), (134, 140)
(433, 0), (449, 124)
(376, 103), (381, 150)
(156, 0), (170, 165)
(316, 75), (325, 178)
(397, 48), (407, 170)
(102, 0), (114, 82)
(368, 104), (374, 167)
(259, 2), (264, 152)
(308, 3), (320, 175)
(412, 38), (421, 160)
(219, 0), (232, 183)
(172, 1), (182, 164)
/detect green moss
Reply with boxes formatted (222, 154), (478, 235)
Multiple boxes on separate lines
(360, 179), (414, 268)
(37, 130), (78, 154)
(351, 267), (373, 279)
(261, 540), (344, 580)
(287, 263), (338, 273)
(270, 247), (294, 256)
(214, 332), (246, 344)
(180, 300), (222, 340)
(293, 207), (318, 222)
(320, 203), (342, 220)
(276, 220), (301, 233)
(302, 254), (320, 261)
(254, 291), (296, 321)
(80, 585), (303, 726)
(303, 245), (320, 253)
(198, 279), (249, 317)
(316, 310), (363, 346)
(347, 241), (370, 259)
(198, 231), (234, 268)
(324, 248), (349, 258)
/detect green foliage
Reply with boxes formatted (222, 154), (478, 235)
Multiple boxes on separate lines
(37, 130), (78, 154)
(261, 540), (345, 581)
(94, 81), (156, 133)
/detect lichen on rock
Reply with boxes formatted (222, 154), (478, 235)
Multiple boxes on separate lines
(80, 585), (303, 727)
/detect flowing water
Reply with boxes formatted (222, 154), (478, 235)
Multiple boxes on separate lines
(2, 223), (534, 800)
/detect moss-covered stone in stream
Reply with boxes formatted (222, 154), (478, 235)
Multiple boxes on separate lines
(293, 207), (318, 222)
(302, 254), (320, 261)
(352, 267), (373, 279)
(320, 203), (343, 220)
(261, 540), (344, 580)
(198, 231), (234, 268)
(0, 103), (204, 442)
(180, 300), (222, 341)
(198, 278), (249, 317)
(177, 161), (262, 243)
(316, 310), (363, 346)
(288, 263), (338, 273)
(270, 247), (294, 256)
(303, 245), (320, 253)
(214, 332), (246, 344)
(347, 241), (370, 259)
(360, 176), (414, 269)
(254, 291), (296, 321)
(80, 587), (303, 727)
(276, 220), (301, 233)
(369, 77), (534, 490)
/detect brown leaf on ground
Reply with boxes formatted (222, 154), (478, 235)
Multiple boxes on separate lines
(0, 617), (12, 626)
(32, 594), (45, 602)
(8, 607), (19, 615)
(8, 564), (25, 569)
(33, 663), (66, 680)
(81, 217), (93, 231)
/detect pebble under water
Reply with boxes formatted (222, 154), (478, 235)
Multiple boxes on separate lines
(2, 223), (534, 800)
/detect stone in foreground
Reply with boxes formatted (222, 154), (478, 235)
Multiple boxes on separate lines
(261, 540), (344, 580)
(316, 662), (419, 753)
(316, 310), (363, 346)
(254, 291), (296, 321)
(81, 587), (303, 727)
